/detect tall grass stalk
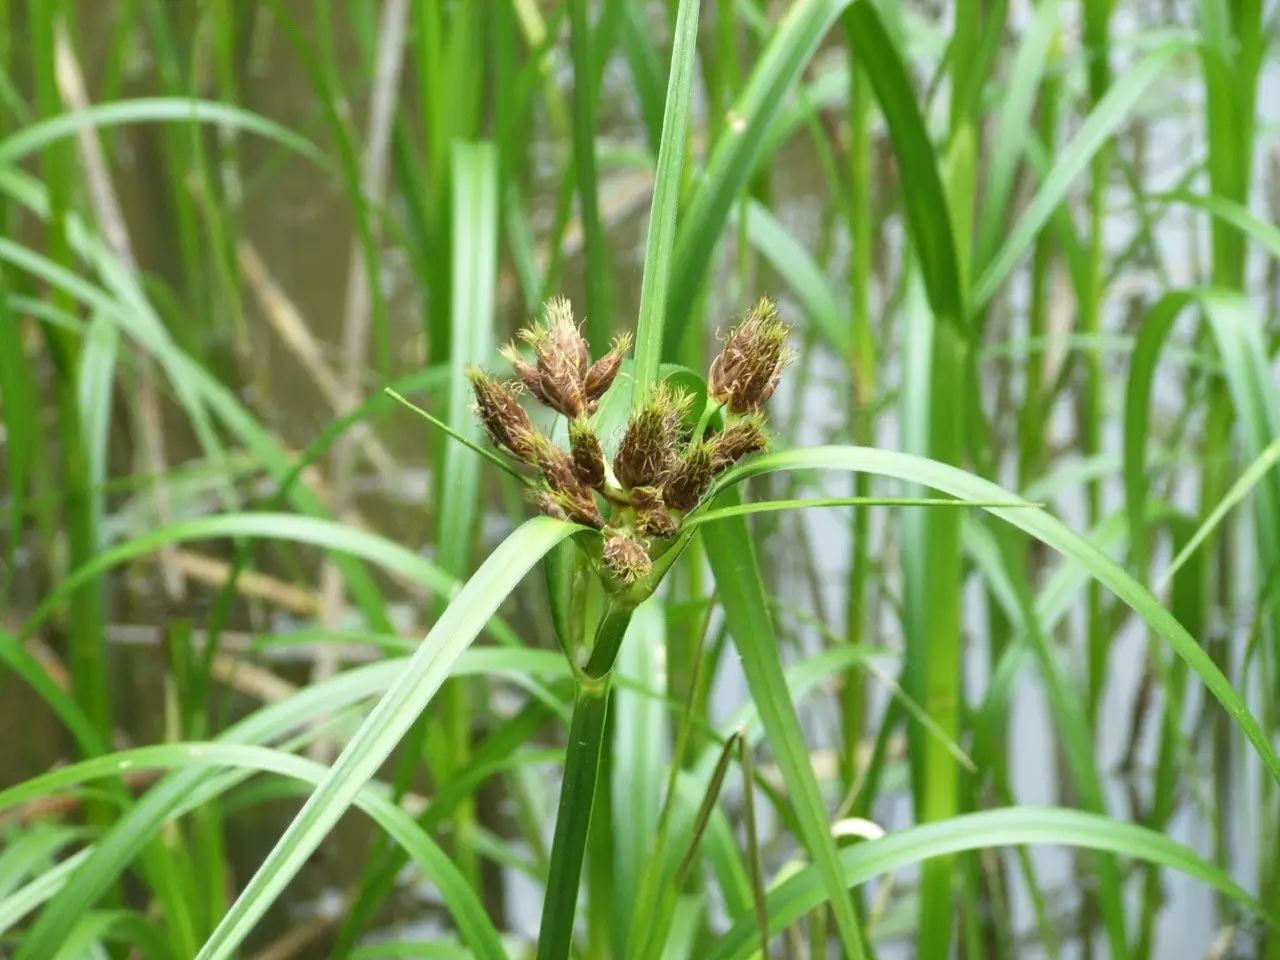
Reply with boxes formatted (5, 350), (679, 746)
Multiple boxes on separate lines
(839, 17), (873, 795)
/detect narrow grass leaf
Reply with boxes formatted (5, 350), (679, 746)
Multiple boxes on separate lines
(709, 807), (1272, 960)
(0, 744), (505, 959)
(1158, 190), (1280, 264)
(844, 0), (962, 321)
(974, 0), (1062, 268)
(667, 0), (853, 334)
(193, 518), (576, 959)
(717, 446), (1280, 783)
(686, 496), (1032, 527)
(701, 484), (868, 959)
(971, 35), (1190, 316)
(630, 0), (700, 405)
(1124, 290), (1197, 567)
(0, 98), (324, 166)
(1160, 436), (1280, 592)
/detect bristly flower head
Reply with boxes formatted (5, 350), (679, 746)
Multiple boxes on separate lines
(603, 532), (652, 584)
(569, 417), (606, 488)
(613, 383), (693, 490)
(584, 331), (632, 404)
(710, 413), (768, 471)
(662, 442), (717, 512)
(467, 367), (539, 462)
(503, 297), (592, 418)
(532, 484), (605, 529)
(708, 296), (794, 413)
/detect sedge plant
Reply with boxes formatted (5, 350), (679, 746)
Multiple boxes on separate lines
(7, 3), (1280, 959)
(466, 295), (791, 959)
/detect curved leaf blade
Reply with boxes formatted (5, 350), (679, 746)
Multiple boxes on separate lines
(711, 806), (1271, 960)
(715, 446), (1280, 784)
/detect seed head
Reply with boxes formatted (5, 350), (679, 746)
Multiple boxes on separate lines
(710, 414), (768, 471)
(603, 532), (652, 585)
(544, 296), (590, 377)
(708, 297), (794, 413)
(467, 367), (540, 461)
(531, 485), (605, 529)
(499, 341), (552, 407)
(519, 297), (590, 418)
(629, 485), (663, 510)
(663, 442), (717, 511)
(637, 506), (678, 539)
(583, 331), (633, 403)
(530, 489), (569, 522)
(529, 433), (581, 494)
(568, 418), (606, 488)
(614, 383), (693, 489)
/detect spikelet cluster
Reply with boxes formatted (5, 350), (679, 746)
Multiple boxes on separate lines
(469, 296), (791, 588)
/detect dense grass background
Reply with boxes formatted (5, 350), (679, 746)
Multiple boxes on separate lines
(1, 0), (1279, 957)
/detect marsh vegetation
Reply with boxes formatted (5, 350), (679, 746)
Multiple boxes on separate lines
(1, 1), (1279, 958)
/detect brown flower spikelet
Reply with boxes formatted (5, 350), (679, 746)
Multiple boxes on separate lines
(663, 442), (716, 511)
(627, 484), (661, 507)
(584, 332), (633, 403)
(710, 415), (768, 471)
(467, 367), (540, 461)
(544, 296), (589, 376)
(603, 532), (652, 584)
(530, 489), (569, 522)
(637, 506), (678, 539)
(527, 434), (581, 494)
(531, 486), (604, 529)
(499, 342), (552, 407)
(708, 297), (794, 413)
(568, 418), (606, 488)
(614, 384), (692, 489)
(520, 297), (589, 418)
(554, 488), (605, 528)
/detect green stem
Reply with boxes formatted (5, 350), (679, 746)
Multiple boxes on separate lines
(1080, 6), (1120, 951)
(537, 604), (635, 960)
(584, 603), (637, 679)
(627, 602), (711, 957)
(1018, 33), (1059, 491)
(689, 397), (725, 449)
(841, 18), (875, 796)
(1081, 0), (1111, 730)
(537, 689), (610, 960)
(31, 0), (115, 768)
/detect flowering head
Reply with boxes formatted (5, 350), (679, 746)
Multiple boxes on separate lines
(468, 295), (791, 593)
(467, 368), (539, 462)
(710, 413), (768, 471)
(662, 442), (716, 512)
(502, 297), (612, 419)
(708, 297), (794, 413)
(602, 532), (652, 585)
(613, 383), (692, 490)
